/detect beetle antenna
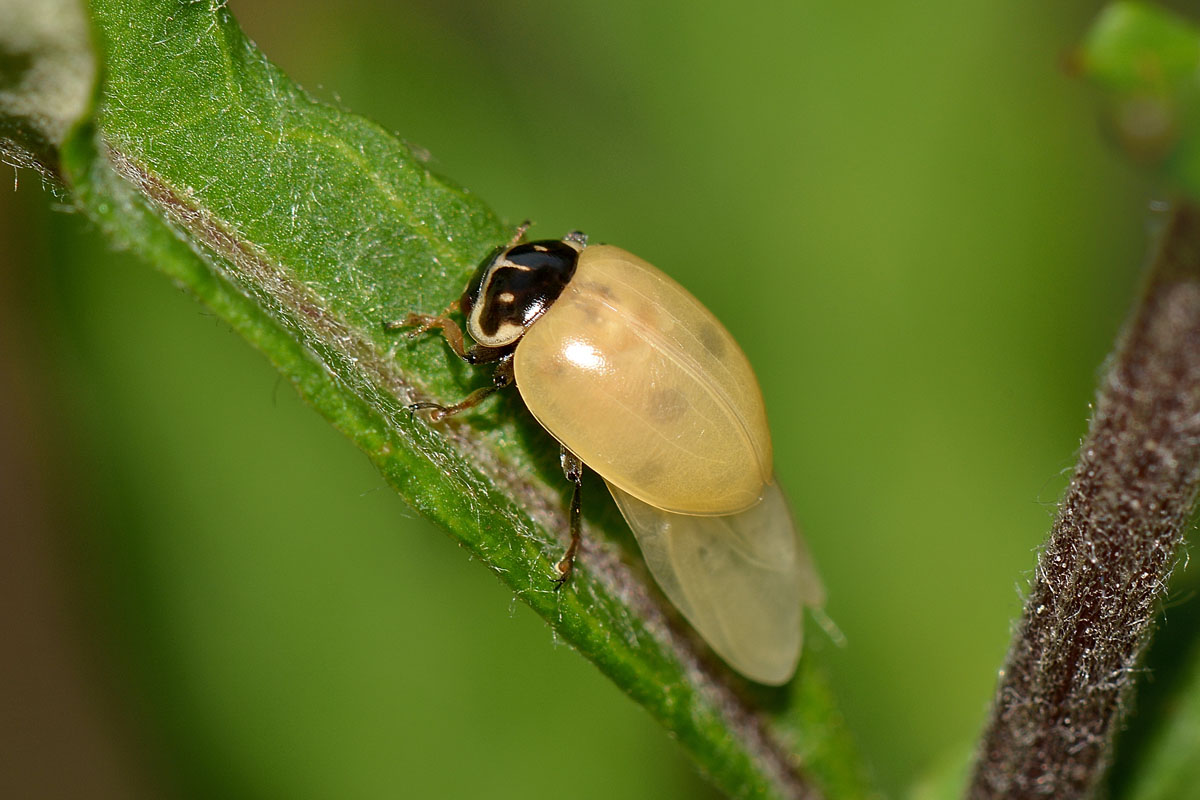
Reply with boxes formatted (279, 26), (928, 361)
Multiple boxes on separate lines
(508, 219), (532, 248)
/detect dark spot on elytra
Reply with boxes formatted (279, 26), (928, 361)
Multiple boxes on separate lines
(632, 459), (664, 489)
(698, 323), (726, 357)
(648, 386), (690, 422)
(574, 280), (616, 300)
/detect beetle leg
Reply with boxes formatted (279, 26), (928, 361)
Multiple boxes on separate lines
(552, 447), (585, 588)
(385, 303), (513, 366)
(384, 300), (468, 355)
(407, 353), (515, 422)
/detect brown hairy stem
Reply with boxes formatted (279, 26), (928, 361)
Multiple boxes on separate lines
(969, 202), (1200, 797)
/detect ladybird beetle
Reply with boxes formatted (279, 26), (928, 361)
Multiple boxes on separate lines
(388, 225), (824, 684)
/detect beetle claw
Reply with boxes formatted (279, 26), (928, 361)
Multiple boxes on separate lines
(551, 558), (573, 589)
(407, 401), (447, 422)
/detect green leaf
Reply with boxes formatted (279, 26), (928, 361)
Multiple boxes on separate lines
(1075, 2), (1200, 198)
(1081, 2), (1200, 90)
(3, 0), (873, 797)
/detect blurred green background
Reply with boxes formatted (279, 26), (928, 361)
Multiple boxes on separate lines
(1, 0), (1182, 797)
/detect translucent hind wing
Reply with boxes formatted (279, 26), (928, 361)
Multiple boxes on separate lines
(607, 480), (821, 685)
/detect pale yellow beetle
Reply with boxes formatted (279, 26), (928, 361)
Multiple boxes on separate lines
(389, 227), (824, 684)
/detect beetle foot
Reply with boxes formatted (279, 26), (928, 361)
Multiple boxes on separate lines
(551, 556), (574, 589)
(400, 312), (446, 339)
(407, 401), (448, 422)
(383, 313), (417, 332)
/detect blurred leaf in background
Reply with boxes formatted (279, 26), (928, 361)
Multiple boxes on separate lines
(0, 0), (1178, 797)
(1076, 1), (1200, 197)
